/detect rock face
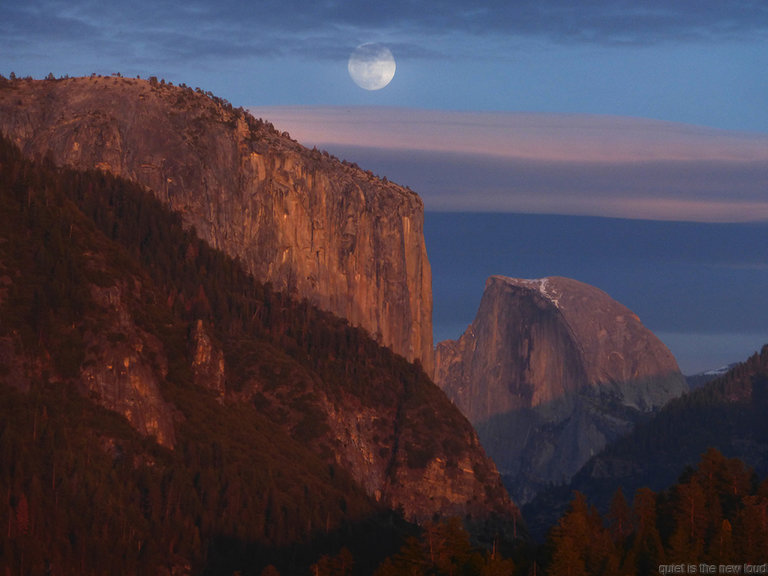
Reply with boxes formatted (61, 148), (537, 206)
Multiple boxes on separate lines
(81, 283), (177, 448)
(311, 377), (516, 524)
(0, 110), (516, 532)
(435, 275), (688, 503)
(0, 76), (433, 373)
(190, 319), (227, 396)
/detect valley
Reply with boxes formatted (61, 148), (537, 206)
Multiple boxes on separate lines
(1, 75), (767, 575)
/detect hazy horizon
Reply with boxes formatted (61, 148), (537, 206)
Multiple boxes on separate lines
(425, 211), (768, 376)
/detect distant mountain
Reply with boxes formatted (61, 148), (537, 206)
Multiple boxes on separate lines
(0, 126), (514, 573)
(686, 363), (739, 390)
(435, 275), (687, 504)
(0, 74), (433, 375)
(524, 344), (768, 540)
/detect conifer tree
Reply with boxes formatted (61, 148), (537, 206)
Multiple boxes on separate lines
(623, 487), (665, 576)
(667, 479), (707, 562)
(736, 490), (768, 559)
(607, 487), (633, 546)
(548, 492), (608, 576)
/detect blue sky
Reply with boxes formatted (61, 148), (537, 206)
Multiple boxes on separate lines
(424, 213), (768, 375)
(3, 0), (768, 133)
(4, 0), (768, 372)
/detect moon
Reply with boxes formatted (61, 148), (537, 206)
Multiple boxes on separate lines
(348, 43), (396, 91)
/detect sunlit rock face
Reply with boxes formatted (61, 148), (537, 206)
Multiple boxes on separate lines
(320, 386), (518, 524)
(0, 77), (524, 528)
(0, 76), (433, 374)
(435, 275), (688, 503)
(81, 284), (177, 448)
(190, 320), (226, 396)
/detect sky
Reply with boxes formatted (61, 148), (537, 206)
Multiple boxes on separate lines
(3, 0), (768, 133)
(424, 212), (768, 375)
(247, 107), (768, 221)
(4, 0), (768, 372)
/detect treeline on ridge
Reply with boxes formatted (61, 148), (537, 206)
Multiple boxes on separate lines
(522, 343), (768, 540)
(580, 345), (768, 505)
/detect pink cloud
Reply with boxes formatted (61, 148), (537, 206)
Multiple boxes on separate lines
(248, 106), (768, 222)
(250, 106), (768, 163)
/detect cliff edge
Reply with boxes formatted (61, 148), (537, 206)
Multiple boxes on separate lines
(0, 75), (433, 373)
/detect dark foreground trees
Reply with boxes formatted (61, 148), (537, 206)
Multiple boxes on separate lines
(545, 448), (768, 576)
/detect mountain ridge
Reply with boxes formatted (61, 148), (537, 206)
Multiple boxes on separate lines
(0, 74), (434, 374)
(0, 127), (515, 573)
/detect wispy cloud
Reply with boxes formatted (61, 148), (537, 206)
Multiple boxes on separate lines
(250, 107), (768, 222)
(4, 0), (767, 64)
(4, 0), (767, 134)
(251, 107), (768, 162)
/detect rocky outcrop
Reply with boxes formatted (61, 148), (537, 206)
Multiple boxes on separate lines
(321, 382), (516, 524)
(435, 275), (688, 503)
(0, 76), (433, 373)
(190, 319), (226, 396)
(80, 284), (177, 448)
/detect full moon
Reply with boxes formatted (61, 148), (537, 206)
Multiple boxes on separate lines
(348, 43), (396, 91)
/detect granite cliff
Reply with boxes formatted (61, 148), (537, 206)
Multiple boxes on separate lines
(0, 75), (433, 374)
(435, 275), (688, 503)
(0, 112), (515, 545)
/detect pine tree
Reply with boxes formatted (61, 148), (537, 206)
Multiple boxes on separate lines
(607, 487), (633, 546)
(736, 492), (768, 559)
(624, 487), (665, 576)
(374, 536), (427, 576)
(667, 479), (707, 563)
(548, 492), (607, 576)
(711, 518), (735, 564)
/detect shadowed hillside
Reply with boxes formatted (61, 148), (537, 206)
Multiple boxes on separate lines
(0, 134), (515, 575)
(524, 344), (768, 540)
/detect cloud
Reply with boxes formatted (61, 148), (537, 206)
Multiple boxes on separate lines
(249, 107), (768, 222)
(208, 0), (768, 48)
(250, 107), (768, 162)
(4, 0), (767, 69)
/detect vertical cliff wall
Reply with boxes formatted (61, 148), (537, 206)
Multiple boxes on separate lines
(0, 76), (433, 373)
(435, 275), (688, 502)
(0, 131), (517, 532)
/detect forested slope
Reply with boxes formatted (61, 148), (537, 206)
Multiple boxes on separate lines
(0, 135), (513, 575)
(524, 344), (768, 541)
